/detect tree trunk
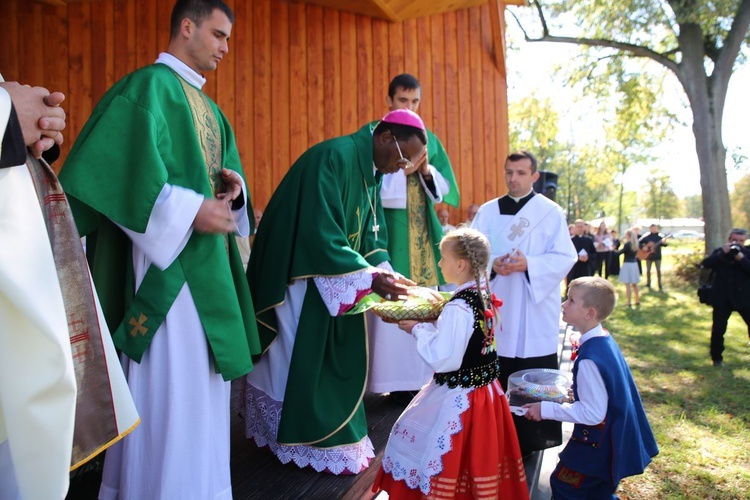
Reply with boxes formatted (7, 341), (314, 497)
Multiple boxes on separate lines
(675, 23), (731, 253)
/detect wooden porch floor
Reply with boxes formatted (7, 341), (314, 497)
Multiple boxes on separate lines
(68, 381), (540, 499)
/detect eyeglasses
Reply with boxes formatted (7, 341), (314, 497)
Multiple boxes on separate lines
(392, 137), (414, 170)
(391, 135), (427, 168)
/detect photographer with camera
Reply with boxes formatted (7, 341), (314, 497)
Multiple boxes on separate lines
(700, 228), (750, 367)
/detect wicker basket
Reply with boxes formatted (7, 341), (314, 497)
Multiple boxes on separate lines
(370, 294), (449, 323)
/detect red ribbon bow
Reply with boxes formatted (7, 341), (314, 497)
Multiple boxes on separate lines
(490, 294), (503, 309)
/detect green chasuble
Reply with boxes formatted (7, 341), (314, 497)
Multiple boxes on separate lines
(362, 123), (459, 286)
(248, 126), (388, 447)
(59, 64), (260, 381)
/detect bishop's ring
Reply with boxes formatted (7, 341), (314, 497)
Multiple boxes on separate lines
(385, 293), (391, 300)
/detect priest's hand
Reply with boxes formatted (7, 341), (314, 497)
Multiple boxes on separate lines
(493, 250), (527, 275)
(193, 198), (236, 234)
(403, 147), (428, 176)
(216, 168), (243, 203)
(1, 82), (66, 158)
(372, 272), (414, 301)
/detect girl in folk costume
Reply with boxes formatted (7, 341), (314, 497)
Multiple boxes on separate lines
(372, 228), (529, 499)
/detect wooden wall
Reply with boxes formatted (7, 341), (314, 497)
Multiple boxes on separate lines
(0, 0), (511, 224)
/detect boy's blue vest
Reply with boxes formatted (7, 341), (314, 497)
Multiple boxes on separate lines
(559, 334), (658, 485)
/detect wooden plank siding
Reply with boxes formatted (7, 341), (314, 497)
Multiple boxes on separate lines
(2, 0), (514, 225)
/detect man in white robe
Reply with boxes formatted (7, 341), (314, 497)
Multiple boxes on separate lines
(471, 150), (576, 454)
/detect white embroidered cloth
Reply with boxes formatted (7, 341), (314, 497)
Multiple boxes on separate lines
(314, 270), (375, 316)
(381, 382), (472, 494)
(243, 383), (374, 474)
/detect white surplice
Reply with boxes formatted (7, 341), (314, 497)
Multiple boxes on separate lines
(0, 85), (138, 500)
(471, 194), (576, 358)
(367, 167), (450, 393)
(99, 54), (250, 500)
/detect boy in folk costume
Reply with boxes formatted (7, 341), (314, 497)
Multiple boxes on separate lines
(524, 277), (658, 498)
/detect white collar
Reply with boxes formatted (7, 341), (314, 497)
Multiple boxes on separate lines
(155, 52), (206, 90)
(509, 188), (534, 203)
(579, 323), (607, 345)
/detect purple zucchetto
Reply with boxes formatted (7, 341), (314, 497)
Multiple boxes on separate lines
(380, 108), (426, 131)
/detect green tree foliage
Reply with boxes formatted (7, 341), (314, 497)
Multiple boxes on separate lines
(508, 95), (620, 222)
(730, 174), (750, 229)
(683, 194), (704, 218)
(644, 170), (683, 218)
(511, 0), (750, 251)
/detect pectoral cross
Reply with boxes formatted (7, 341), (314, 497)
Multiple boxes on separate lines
(372, 217), (380, 241)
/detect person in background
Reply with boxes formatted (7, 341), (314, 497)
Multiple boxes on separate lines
(372, 228), (528, 499)
(568, 219), (597, 286)
(524, 277), (658, 499)
(593, 221), (614, 277)
(617, 229), (641, 307)
(607, 229), (621, 277)
(437, 207), (456, 234)
(464, 203), (480, 226)
(700, 228), (750, 367)
(639, 224), (668, 291)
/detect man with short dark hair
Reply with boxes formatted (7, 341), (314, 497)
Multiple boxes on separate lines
(701, 228), (750, 367)
(472, 150), (577, 455)
(60, 1), (258, 497)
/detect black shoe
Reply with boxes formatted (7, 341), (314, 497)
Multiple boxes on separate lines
(646, 283), (651, 288)
(712, 359), (723, 367)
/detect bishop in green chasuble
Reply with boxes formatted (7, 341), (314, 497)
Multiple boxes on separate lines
(243, 111), (426, 475)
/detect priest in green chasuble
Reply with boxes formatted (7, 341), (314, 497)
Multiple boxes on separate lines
(58, 1), (259, 498)
(366, 74), (461, 395)
(243, 109), (426, 474)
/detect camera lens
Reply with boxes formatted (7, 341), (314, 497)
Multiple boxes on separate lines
(729, 244), (742, 256)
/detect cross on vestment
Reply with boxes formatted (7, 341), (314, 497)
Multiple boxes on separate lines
(509, 218), (530, 241)
(129, 313), (149, 337)
(372, 217), (380, 241)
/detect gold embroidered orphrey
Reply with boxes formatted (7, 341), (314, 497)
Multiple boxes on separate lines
(179, 76), (230, 251)
(178, 77), (224, 195)
(407, 172), (438, 287)
(508, 217), (530, 241)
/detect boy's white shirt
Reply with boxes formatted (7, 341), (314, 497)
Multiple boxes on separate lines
(540, 323), (608, 425)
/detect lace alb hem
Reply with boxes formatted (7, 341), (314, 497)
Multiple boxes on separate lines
(314, 270), (374, 316)
(381, 387), (471, 494)
(243, 383), (374, 475)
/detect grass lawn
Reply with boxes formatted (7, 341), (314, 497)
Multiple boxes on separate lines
(603, 241), (750, 499)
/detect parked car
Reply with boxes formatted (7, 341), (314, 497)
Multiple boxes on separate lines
(672, 229), (705, 240)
